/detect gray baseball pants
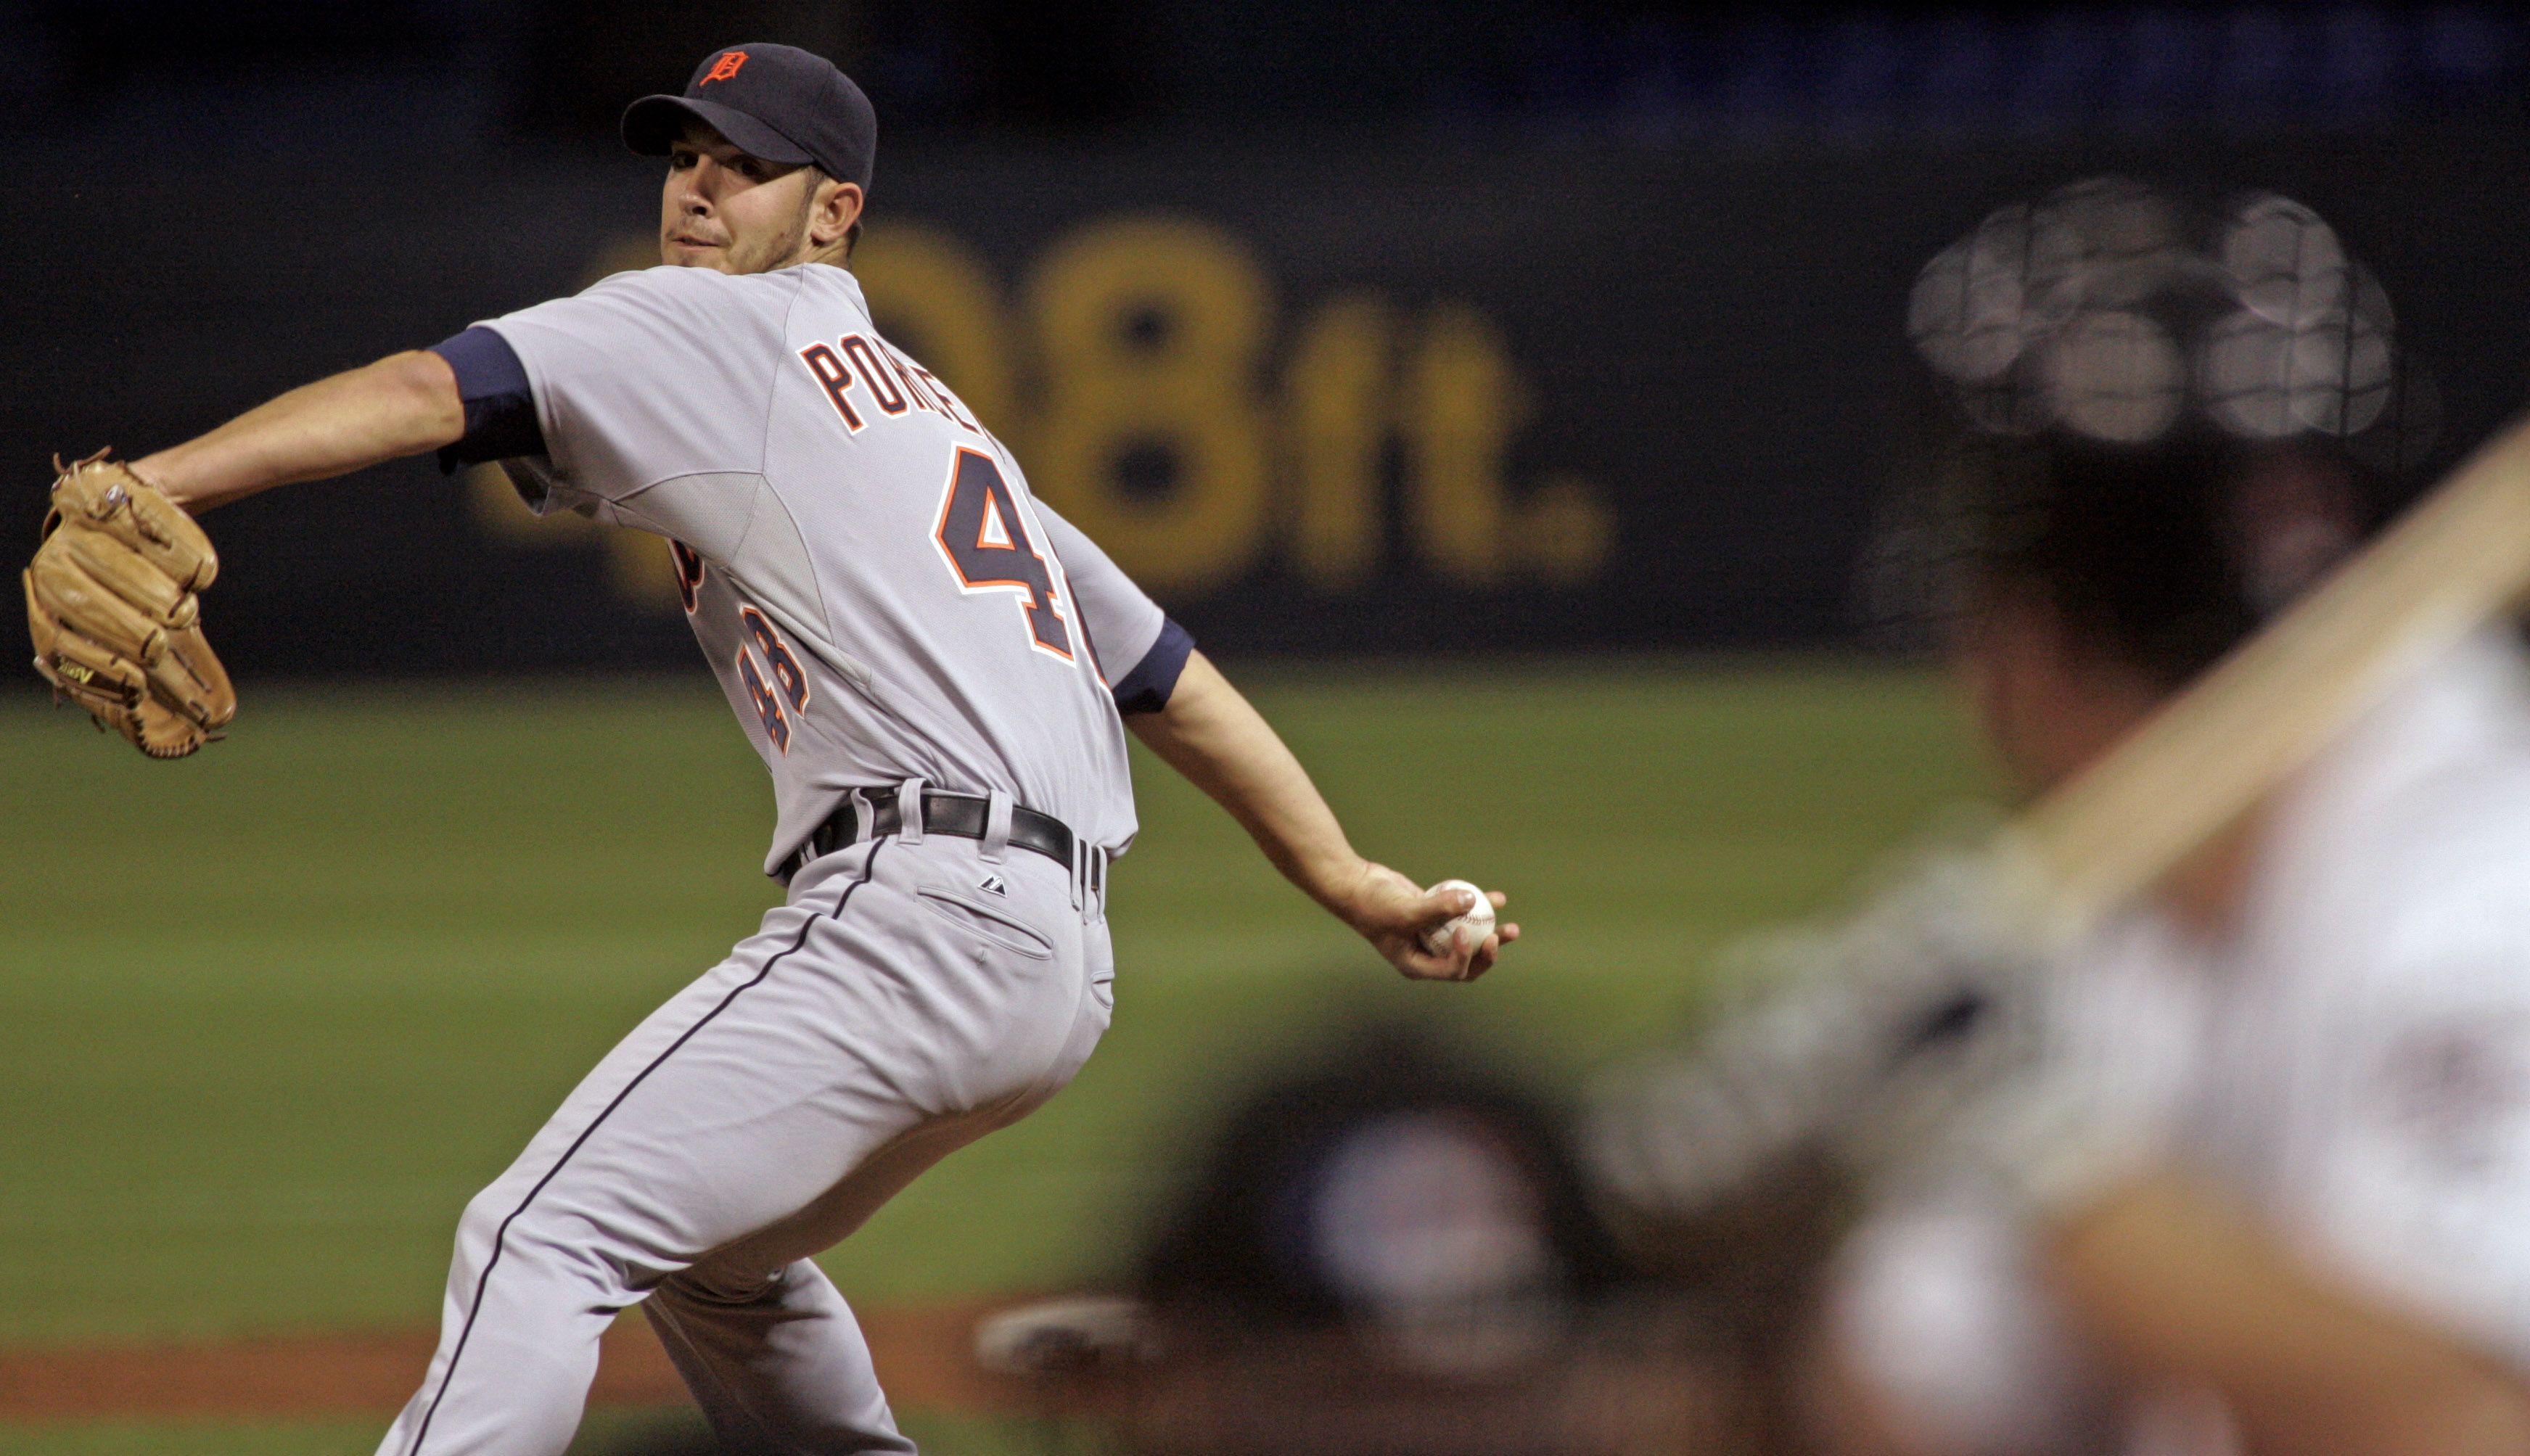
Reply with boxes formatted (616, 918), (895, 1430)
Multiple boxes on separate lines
(375, 828), (1114, 1455)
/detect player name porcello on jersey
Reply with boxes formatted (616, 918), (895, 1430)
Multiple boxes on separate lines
(795, 328), (1084, 669)
(798, 332), (983, 436)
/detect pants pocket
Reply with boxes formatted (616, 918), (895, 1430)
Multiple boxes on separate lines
(915, 884), (1056, 961)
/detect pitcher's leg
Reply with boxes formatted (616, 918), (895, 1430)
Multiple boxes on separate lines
(648, 1259), (911, 1455)
(628, 846), (1117, 1452)
(377, 838), (1104, 1456)
(374, 1177), (621, 1456)
(636, 1105), (1028, 1455)
(375, 850), (902, 1456)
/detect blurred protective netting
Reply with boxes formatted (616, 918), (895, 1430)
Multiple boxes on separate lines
(1905, 177), (2428, 453)
(1864, 177), (2439, 650)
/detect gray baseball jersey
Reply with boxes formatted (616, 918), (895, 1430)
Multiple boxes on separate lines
(377, 261), (1186, 1455)
(478, 262), (1164, 875)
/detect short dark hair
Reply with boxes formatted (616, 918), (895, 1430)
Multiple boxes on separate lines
(1885, 179), (2436, 688)
(1906, 422), (2392, 687)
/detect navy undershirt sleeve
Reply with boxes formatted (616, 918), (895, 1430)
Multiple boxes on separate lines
(428, 326), (545, 472)
(1111, 617), (1195, 716)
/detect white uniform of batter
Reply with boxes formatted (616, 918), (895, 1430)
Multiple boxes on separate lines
(1831, 630), (2530, 1453)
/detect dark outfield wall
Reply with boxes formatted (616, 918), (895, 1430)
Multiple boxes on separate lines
(7, 131), (2527, 675)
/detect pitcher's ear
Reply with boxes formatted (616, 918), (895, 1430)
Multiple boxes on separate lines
(813, 178), (864, 248)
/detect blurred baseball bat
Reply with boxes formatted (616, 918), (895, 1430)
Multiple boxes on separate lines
(2014, 416), (2530, 936)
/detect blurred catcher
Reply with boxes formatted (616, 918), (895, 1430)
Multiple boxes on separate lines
(1590, 181), (2530, 1455)
(21, 451), (233, 757)
(974, 1024), (1815, 1455)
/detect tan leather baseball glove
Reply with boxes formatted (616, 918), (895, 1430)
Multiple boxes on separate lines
(23, 452), (235, 759)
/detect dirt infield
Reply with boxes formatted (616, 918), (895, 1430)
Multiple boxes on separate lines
(0, 1300), (1037, 1419)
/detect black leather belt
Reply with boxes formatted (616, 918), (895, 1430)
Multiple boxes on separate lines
(791, 789), (1076, 879)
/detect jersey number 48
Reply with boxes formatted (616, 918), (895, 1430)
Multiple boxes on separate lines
(932, 445), (1074, 660)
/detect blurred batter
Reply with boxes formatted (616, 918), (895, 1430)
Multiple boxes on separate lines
(1590, 184), (2530, 1456)
(1819, 190), (2530, 1456)
(1823, 464), (2530, 1456)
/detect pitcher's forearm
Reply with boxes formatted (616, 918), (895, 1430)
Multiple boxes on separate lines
(136, 351), (468, 512)
(1128, 651), (1366, 911)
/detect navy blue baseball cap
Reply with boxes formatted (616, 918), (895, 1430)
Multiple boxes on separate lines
(622, 43), (877, 193)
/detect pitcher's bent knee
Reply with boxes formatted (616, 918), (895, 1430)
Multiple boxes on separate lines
(447, 1181), (646, 1312)
(659, 1259), (791, 1309)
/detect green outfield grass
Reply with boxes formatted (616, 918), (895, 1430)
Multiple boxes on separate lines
(0, 659), (1985, 1448)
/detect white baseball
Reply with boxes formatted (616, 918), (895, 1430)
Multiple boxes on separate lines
(1419, 879), (1497, 957)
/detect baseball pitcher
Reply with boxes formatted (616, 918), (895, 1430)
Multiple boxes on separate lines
(22, 43), (1516, 1455)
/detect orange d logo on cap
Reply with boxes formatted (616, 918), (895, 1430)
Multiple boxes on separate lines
(621, 43), (879, 192)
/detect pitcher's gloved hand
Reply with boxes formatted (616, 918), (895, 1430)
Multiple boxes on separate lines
(23, 451), (235, 759)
